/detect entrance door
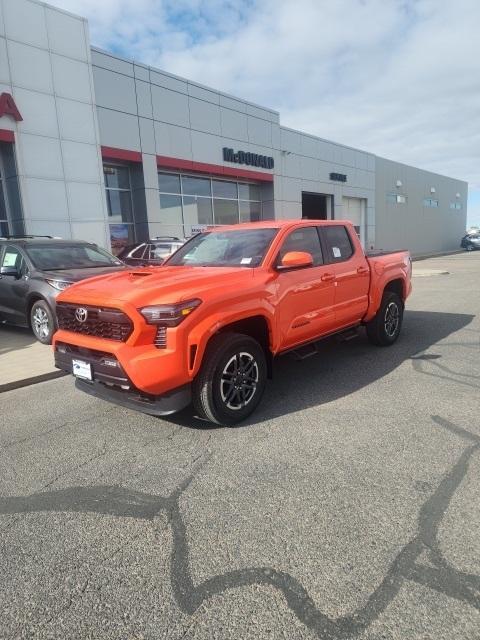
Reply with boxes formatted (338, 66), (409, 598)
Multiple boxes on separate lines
(342, 197), (366, 247)
(301, 192), (332, 220)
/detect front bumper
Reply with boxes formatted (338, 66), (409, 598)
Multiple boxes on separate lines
(54, 342), (191, 416)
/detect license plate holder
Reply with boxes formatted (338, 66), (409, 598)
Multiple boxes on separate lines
(72, 359), (92, 381)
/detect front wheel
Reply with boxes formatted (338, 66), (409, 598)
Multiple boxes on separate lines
(366, 291), (403, 346)
(30, 300), (55, 344)
(466, 244), (474, 252)
(192, 332), (267, 426)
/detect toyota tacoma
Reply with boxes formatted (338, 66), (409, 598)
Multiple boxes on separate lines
(53, 220), (412, 425)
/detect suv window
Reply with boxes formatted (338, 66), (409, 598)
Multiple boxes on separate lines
(1, 244), (27, 274)
(323, 226), (354, 262)
(130, 244), (147, 259)
(277, 227), (323, 266)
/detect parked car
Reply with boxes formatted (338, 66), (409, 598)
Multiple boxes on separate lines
(54, 220), (412, 426)
(117, 237), (185, 266)
(460, 231), (480, 251)
(0, 236), (126, 344)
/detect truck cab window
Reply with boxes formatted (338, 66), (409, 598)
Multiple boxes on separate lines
(277, 227), (323, 266)
(323, 226), (354, 262)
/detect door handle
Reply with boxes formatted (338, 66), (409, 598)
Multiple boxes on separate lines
(321, 273), (335, 282)
(357, 266), (369, 275)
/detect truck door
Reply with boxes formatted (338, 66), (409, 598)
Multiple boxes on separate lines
(320, 224), (370, 327)
(275, 226), (336, 350)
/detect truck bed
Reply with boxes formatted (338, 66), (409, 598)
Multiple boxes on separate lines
(366, 250), (408, 258)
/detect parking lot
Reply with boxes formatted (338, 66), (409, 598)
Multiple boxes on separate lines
(1, 252), (479, 639)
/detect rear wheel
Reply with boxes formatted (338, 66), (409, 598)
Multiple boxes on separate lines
(366, 291), (403, 346)
(192, 332), (267, 426)
(30, 300), (55, 344)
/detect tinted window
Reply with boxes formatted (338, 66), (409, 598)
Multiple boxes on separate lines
(212, 180), (237, 199)
(324, 226), (354, 262)
(130, 244), (147, 259)
(158, 173), (181, 194)
(1, 244), (26, 274)
(277, 227), (323, 266)
(182, 176), (211, 197)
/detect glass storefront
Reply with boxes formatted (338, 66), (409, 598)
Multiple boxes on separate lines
(157, 172), (262, 237)
(104, 163), (135, 254)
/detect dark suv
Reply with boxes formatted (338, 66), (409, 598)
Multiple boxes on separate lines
(0, 236), (126, 343)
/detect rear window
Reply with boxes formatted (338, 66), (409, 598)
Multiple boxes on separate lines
(323, 226), (354, 262)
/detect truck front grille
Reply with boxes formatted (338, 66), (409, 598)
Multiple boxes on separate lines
(56, 303), (133, 342)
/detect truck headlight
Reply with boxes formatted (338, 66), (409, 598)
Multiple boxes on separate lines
(45, 279), (72, 291)
(139, 299), (201, 327)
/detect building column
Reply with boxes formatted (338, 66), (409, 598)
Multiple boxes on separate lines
(142, 153), (160, 238)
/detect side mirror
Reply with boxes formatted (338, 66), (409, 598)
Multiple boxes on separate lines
(0, 265), (20, 278)
(277, 251), (313, 271)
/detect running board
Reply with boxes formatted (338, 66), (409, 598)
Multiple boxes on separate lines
(335, 327), (360, 342)
(290, 343), (319, 361)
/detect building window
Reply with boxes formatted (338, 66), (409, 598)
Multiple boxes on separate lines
(387, 193), (407, 204)
(424, 198), (439, 208)
(450, 202), (462, 210)
(157, 171), (262, 236)
(104, 163), (135, 254)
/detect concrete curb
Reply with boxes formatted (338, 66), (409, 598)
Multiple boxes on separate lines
(0, 370), (67, 394)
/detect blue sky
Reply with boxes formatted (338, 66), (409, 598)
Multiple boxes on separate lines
(53, 0), (480, 228)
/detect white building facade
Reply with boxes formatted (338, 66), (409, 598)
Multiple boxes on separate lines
(0, 0), (468, 257)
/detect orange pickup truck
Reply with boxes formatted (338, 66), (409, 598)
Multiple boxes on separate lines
(54, 220), (411, 425)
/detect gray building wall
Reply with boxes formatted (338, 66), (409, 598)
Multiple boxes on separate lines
(0, 0), (468, 257)
(91, 48), (377, 245)
(375, 157), (467, 256)
(0, 0), (109, 245)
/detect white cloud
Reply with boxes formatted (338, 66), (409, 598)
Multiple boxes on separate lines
(50, 0), (480, 224)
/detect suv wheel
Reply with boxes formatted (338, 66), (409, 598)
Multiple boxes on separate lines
(30, 300), (55, 344)
(466, 244), (474, 252)
(366, 291), (404, 346)
(192, 332), (267, 426)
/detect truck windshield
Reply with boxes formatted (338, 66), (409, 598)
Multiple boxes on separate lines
(26, 244), (122, 270)
(165, 228), (279, 268)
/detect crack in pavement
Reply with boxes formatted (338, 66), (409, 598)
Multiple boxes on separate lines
(0, 417), (479, 638)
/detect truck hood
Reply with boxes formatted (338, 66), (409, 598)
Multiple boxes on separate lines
(59, 265), (257, 307)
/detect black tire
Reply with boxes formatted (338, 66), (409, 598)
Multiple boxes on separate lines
(192, 332), (267, 426)
(30, 300), (55, 344)
(466, 244), (474, 252)
(366, 291), (403, 346)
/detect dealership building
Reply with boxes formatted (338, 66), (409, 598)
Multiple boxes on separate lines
(0, 0), (468, 256)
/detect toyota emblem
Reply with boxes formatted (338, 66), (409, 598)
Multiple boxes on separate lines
(75, 307), (88, 323)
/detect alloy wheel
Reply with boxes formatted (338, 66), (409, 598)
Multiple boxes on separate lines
(220, 351), (259, 410)
(384, 301), (400, 338)
(32, 307), (50, 339)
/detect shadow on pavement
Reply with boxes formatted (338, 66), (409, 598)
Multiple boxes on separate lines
(167, 309), (474, 429)
(0, 324), (37, 355)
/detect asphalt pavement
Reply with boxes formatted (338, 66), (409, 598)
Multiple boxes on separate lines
(1, 252), (479, 639)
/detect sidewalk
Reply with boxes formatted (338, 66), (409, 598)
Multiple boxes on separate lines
(0, 325), (65, 392)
